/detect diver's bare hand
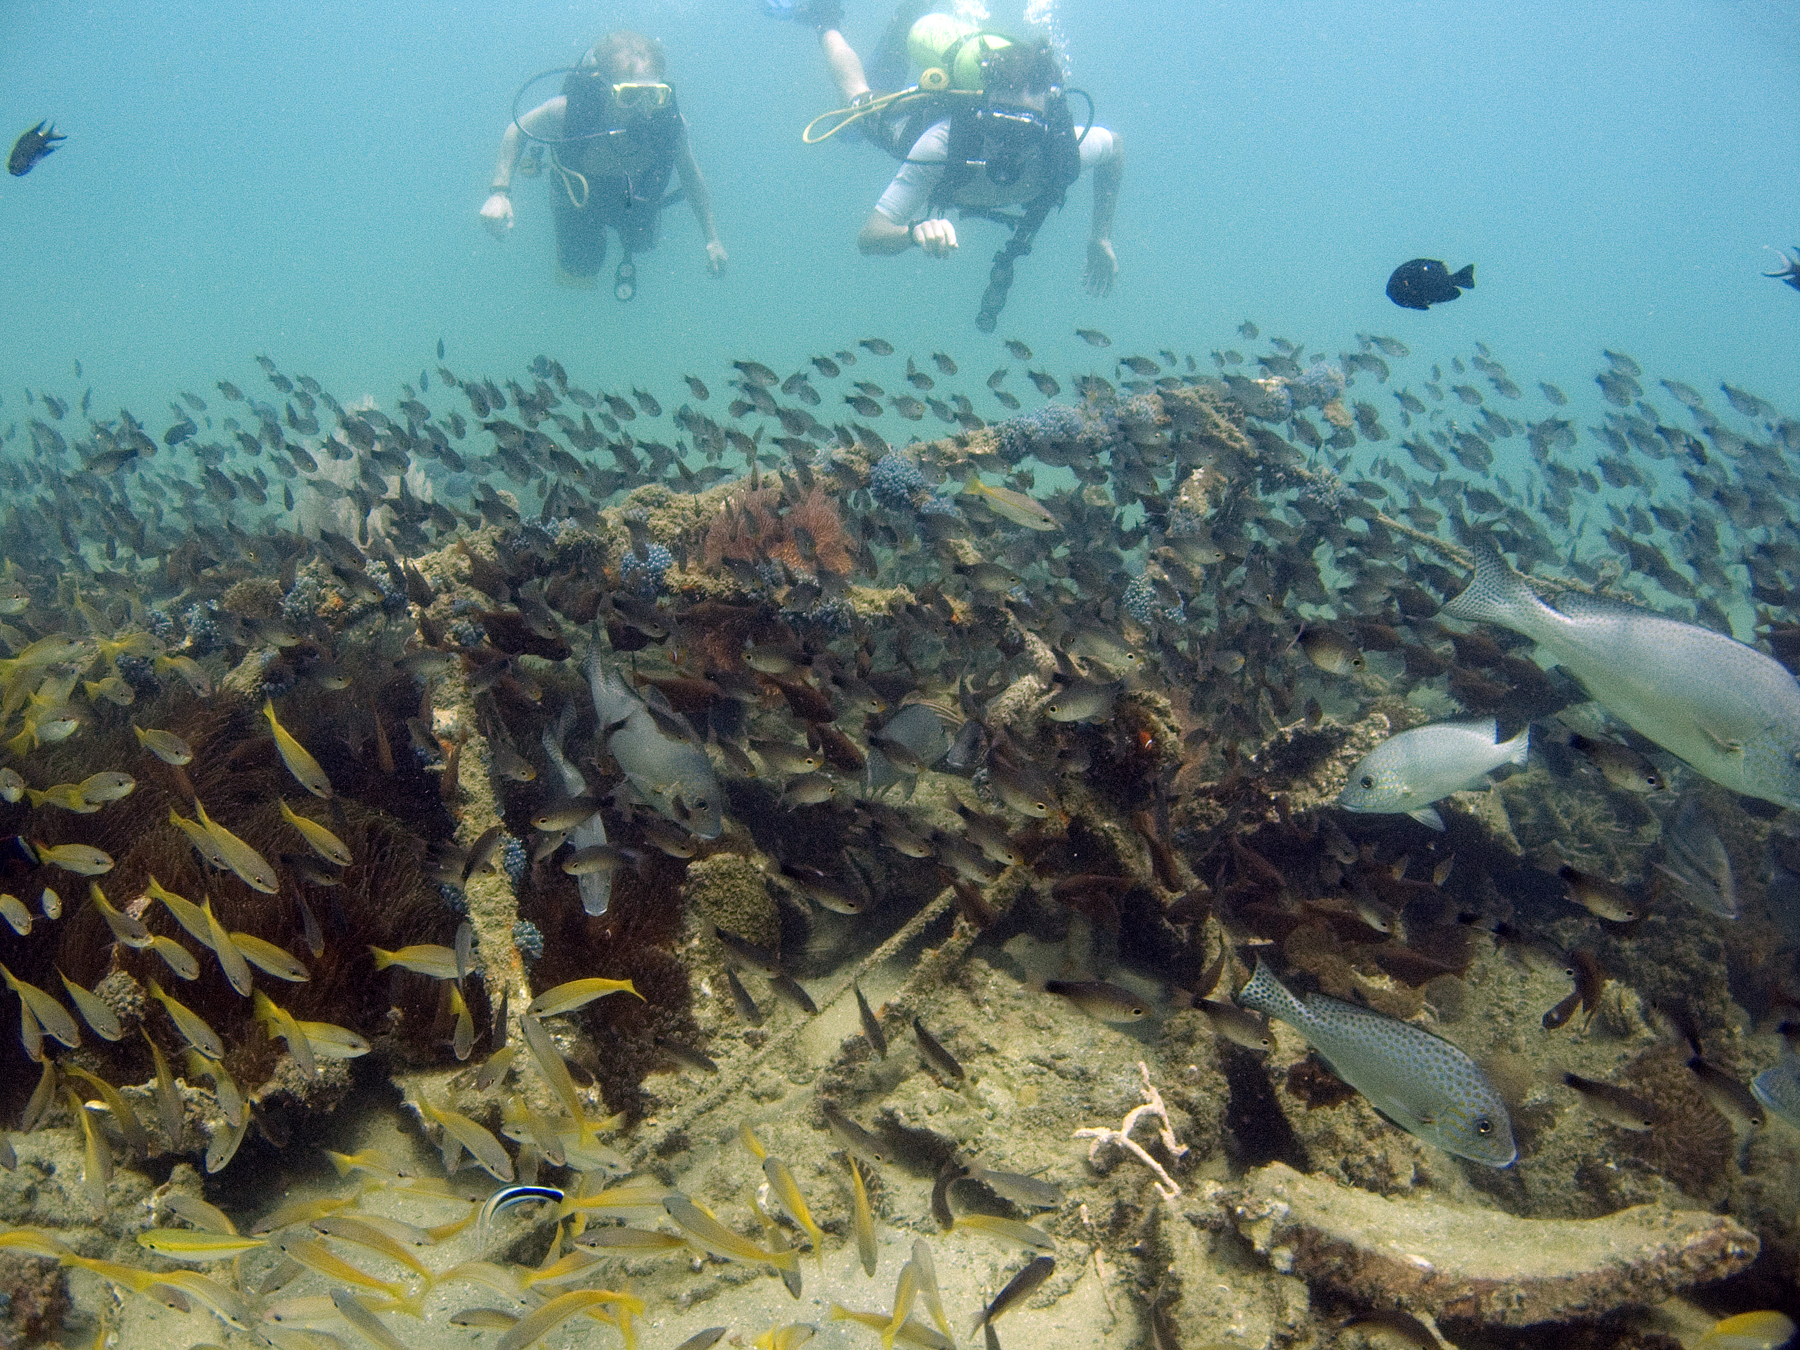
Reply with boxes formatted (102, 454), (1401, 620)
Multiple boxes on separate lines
(706, 240), (728, 276)
(480, 192), (514, 238)
(911, 218), (957, 258)
(1083, 237), (1116, 296)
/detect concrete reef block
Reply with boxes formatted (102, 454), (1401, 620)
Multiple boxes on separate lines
(1232, 1162), (1757, 1328)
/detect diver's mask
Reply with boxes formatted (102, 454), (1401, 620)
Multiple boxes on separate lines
(972, 104), (1050, 187)
(612, 81), (673, 112)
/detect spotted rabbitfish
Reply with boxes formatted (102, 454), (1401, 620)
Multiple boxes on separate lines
(1235, 963), (1517, 1166)
(1440, 541), (1800, 810)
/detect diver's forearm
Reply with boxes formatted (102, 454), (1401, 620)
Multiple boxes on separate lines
(821, 29), (870, 103)
(676, 148), (720, 243)
(490, 123), (523, 192)
(687, 183), (720, 244)
(858, 214), (914, 254)
(1088, 149), (1121, 243)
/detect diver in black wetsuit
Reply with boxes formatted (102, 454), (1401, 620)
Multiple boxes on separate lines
(482, 31), (726, 300)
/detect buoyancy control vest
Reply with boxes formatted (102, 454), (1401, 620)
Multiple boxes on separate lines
(554, 71), (683, 217)
(916, 90), (1084, 331)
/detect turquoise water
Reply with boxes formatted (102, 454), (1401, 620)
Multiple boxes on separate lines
(2, 0), (1795, 418)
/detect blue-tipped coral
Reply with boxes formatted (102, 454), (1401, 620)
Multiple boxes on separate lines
(870, 452), (929, 511)
(621, 543), (674, 597)
(511, 918), (545, 961)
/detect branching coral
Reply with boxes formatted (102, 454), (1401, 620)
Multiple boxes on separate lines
(1074, 1060), (1190, 1200)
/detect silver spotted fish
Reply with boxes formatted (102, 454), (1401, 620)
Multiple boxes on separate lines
(586, 652), (723, 839)
(1440, 541), (1800, 810)
(1236, 963), (1517, 1166)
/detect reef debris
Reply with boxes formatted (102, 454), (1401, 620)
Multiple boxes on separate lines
(1232, 1161), (1758, 1328)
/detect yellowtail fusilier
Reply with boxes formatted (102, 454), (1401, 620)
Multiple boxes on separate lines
(1235, 963), (1516, 1166)
(133, 723), (193, 765)
(1, 962), (80, 1048)
(148, 980), (226, 1060)
(1336, 718), (1529, 830)
(278, 798), (353, 866)
(1440, 540), (1800, 809)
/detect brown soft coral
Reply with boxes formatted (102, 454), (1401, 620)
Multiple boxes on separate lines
(703, 483), (852, 580)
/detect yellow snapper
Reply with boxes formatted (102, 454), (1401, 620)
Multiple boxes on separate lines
(262, 698), (333, 798)
(961, 473), (1058, 531)
(1696, 1311), (1797, 1350)
(1441, 541), (1800, 809)
(193, 798), (279, 893)
(133, 723), (194, 765)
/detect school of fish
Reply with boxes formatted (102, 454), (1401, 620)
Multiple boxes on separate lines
(1, 322), (1799, 1349)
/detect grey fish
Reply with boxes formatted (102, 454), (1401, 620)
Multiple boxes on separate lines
(586, 652), (723, 838)
(1441, 541), (1800, 810)
(542, 709), (611, 916)
(1656, 792), (1736, 918)
(715, 926), (782, 976)
(1197, 998), (1273, 1052)
(1566, 732), (1666, 794)
(965, 1165), (1063, 1208)
(9, 121), (65, 177)
(914, 1017), (965, 1080)
(1562, 1073), (1656, 1131)
(866, 703), (949, 794)
(822, 1102), (889, 1164)
(726, 967), (763, 1025)
(1043, 680), (1117, 723)
(854, 984), (887, 1056)
(1236, 963), (1517, 1166)
(1751, 1056), (1800, 1131)
(973, 1256), (1054, 1332)
(1337, 718), (1529, 830)
(1044, 980), (1149, 1022)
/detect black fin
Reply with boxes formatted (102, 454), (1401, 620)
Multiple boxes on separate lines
(1452, 263), (1475, 288)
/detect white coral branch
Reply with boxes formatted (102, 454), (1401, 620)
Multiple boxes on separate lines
(1074, 1061), (1188, 1201)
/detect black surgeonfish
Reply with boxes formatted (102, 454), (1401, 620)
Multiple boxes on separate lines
(9, 121), (65, 176)
(1386, 258), (1475, 310)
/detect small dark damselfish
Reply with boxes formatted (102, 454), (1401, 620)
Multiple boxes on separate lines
(9, 121), (66, 177)
(1386, 257), (1475, 310)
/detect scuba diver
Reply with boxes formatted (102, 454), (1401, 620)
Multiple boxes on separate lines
(777, 4), (1120, 330)
(481, 31), (727, 299)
